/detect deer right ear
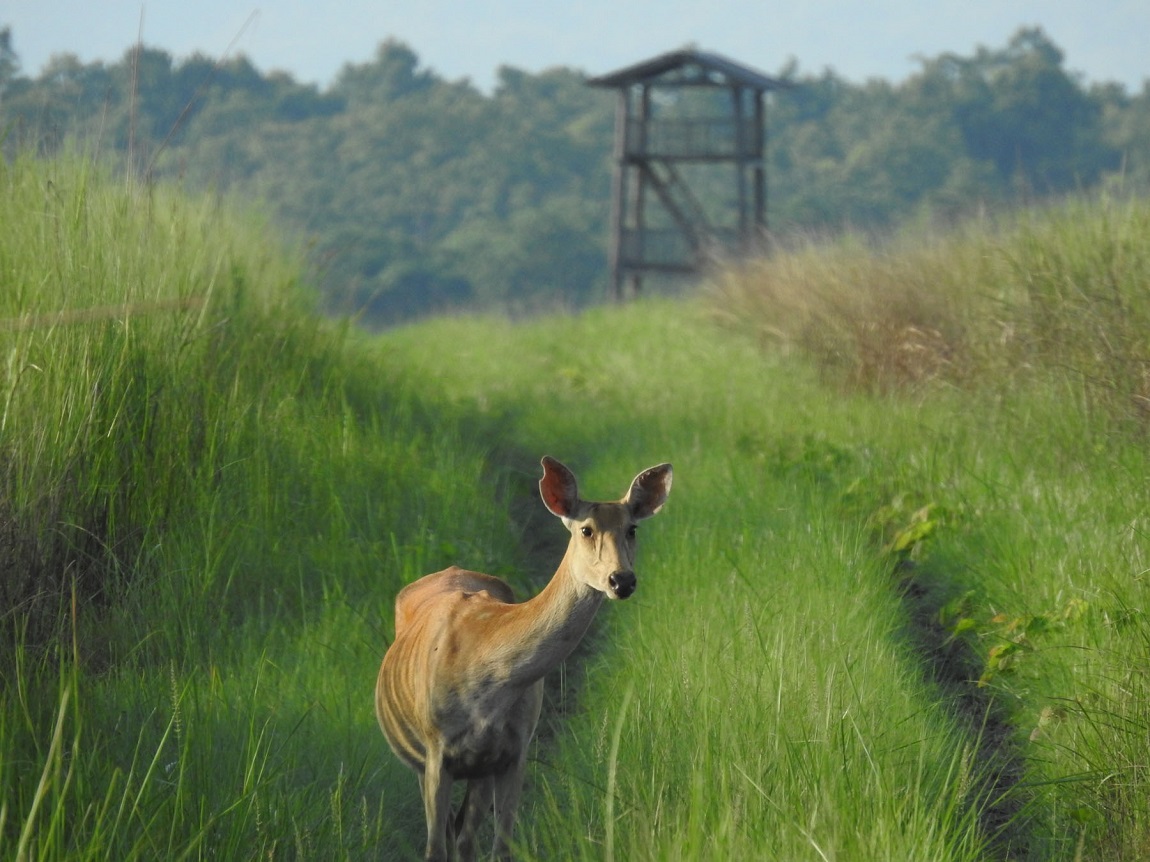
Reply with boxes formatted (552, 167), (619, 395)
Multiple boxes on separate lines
(626, 463), (673, 520)
(539, 456), (580, 518)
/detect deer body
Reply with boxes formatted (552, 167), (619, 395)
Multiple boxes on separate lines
(376, 457), (672, 861)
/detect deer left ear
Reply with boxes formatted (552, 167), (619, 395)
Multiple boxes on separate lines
(626, 463), (673, 520)
(539, 456), (581, 518)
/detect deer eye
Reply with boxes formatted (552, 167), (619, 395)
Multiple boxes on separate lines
(581, 526), (593, 538)
(627, 525), (638, 538)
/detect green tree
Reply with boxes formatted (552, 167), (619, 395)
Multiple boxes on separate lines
(929, 28), (1118, 192)
(2, 29), (1141, 320)
(0, 26), (19, 94)
(332, 39), (435, 104)
(1099, 81), (1150, 189)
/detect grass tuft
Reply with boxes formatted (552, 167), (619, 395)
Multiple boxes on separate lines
(707, 197), (1150, 426)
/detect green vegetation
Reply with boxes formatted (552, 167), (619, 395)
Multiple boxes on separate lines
(708, 197), (1150, 417)
(3, 152), (1149, 860)
(2, 26), (1150, 321)
(703, 197), (1150, 858)
(0, 152), (520, 858)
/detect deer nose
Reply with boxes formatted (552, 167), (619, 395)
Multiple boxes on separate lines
(608, 571), (636, 599)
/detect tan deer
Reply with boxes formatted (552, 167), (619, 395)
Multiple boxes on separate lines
(376, 456), (673, 861)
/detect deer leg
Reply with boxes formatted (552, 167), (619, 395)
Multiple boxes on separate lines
(454, 777), (493, 862)
(491, 758), (529, 860)
(492, 685), (543, 859)
(419, 755), (454, 862)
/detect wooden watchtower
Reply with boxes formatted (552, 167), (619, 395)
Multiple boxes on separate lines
(588, 49), (789, 299)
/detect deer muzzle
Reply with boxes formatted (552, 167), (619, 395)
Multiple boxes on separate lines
(608, 570), (637, 599)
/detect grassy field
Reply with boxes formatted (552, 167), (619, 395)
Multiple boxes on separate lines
(2, 154), (1148, 860)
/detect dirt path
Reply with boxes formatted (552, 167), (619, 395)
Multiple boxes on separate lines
(895, 557), (1032, 859)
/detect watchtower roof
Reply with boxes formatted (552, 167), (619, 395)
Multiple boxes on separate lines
(587, 48), (789, 91)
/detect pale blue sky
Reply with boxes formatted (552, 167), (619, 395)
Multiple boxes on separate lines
(4, 0), (1149, 93)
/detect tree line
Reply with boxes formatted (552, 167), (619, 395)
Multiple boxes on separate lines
(2, 26), (1148, 322)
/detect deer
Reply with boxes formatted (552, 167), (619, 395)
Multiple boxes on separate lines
(375, 456), (673, 861)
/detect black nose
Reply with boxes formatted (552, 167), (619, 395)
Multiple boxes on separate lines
(608, 571), (636, 599)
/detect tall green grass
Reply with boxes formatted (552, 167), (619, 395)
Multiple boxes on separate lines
(0, 153), (521, 859)
(4, 150), (1147, 861)
(702, 198), (1150, 859)
(378, 308), (993, 860)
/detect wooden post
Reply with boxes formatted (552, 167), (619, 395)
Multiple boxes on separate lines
(607, 88), (629, 301)
(631, 84), (652, 297)
(733, 86), (748, 239)
(755, 91), (768, 244)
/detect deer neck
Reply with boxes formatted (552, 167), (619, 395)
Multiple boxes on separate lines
(498, 543), (604, 688)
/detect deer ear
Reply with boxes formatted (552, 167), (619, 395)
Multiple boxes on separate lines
(626, 463), (672, 520)
(539, 456), (580, 518)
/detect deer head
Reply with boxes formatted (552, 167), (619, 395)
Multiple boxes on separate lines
(538, 456), (673, 600)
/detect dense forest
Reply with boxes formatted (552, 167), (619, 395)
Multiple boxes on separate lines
(2, 25), (1149, 322)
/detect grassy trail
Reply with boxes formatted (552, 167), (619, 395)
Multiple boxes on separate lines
(376, 304), (997, 860)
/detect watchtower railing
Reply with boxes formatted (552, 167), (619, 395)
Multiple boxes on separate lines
(618, 227), (750, 271)
(624, 118), (763, 160)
